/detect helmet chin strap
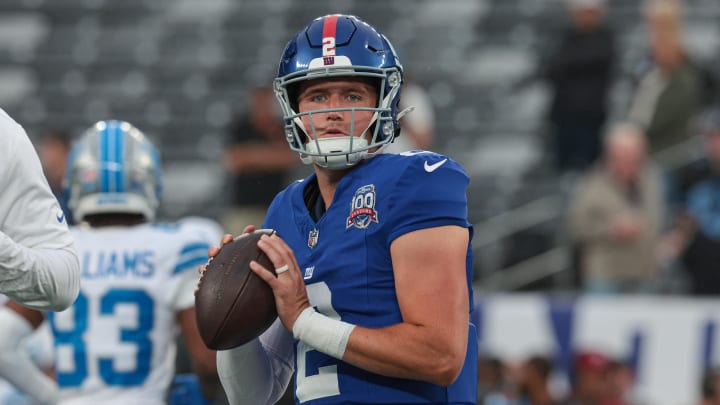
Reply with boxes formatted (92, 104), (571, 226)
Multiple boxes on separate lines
(302, 136), (370, 169)
(293, 112), (378, 170)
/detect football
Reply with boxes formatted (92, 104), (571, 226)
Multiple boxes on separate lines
(195, 229), (278, 350)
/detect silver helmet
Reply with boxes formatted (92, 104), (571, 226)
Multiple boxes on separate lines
(64, 120), (162, 221)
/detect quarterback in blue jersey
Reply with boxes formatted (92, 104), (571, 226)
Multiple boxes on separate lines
(212, 13), (477, 405)
(0, 121), (221, 404)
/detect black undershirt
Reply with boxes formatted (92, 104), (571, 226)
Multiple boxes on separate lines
(303, 177), (326, 222)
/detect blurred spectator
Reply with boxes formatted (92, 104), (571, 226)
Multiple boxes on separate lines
(540, 0), (615, 173)
(627, 0), (716, 155)
(697, 368), (720, 405)
(36, 129), (73, 223)
(675, 109), (720, 295)
(560, 351), (610, 405)
(603, 359), (642, 405)
(384, 76), (435, 153)
(222, 85), (299, 235)
(516, 355), (560, 405)
(478, 356), (514, 405)
(567, 123), (665, 294)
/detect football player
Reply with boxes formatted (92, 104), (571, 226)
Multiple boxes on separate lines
(212, 14), (477, 405)
(0, 108), (80, 311)
(0, 121), (221, 404)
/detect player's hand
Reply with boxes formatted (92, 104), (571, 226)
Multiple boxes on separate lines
(196, 227), (254, 295)
(203, 226), (255, 270)
(249, 232), (311, 332)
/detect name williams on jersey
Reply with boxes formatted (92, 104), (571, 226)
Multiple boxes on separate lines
(80, 250), (155, 279)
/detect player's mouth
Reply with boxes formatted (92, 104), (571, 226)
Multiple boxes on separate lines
(319, 128), (347, 138)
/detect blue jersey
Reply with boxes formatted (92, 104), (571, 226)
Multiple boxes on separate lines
(263, 152), (477, 405)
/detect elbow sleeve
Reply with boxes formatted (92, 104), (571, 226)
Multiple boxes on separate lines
(0, 232), (80, 311)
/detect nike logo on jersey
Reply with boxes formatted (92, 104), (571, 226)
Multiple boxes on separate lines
(56, 212), (65, 223)
(424, 159), (448, 173)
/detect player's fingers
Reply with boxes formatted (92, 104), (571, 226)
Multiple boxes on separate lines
(242, 225), (255, 234)
(267, 233), (301, 275)
(207, 246), (221, 258)
(249, 260), (278, 285)
(208, 234), (233, 258)
(257, 235), (292, 271)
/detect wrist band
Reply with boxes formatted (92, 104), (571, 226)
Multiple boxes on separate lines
(292, 307), (355, 360)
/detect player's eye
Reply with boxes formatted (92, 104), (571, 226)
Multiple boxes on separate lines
(346, 94), (362, 102)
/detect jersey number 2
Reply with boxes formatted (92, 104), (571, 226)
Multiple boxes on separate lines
(48, 288), (154, 387)
(296, 282), (341, 402)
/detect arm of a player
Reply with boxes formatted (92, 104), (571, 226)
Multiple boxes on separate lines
(178, 307), (221, 401)
(0, 302), (58, 404)
(0, 128), (80, 311)
(0, 234), (80, 311)
(216, 319), (294, 404)
(251, 226), (470, 386)
(341, 225), (470, 386)
(211, 231), (295, 404)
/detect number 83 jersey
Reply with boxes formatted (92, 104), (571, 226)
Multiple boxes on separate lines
(47, 219), (220, 405)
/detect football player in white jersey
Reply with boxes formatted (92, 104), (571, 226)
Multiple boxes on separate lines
(0, 108), (80, 311)
(0, 120), (221, 404)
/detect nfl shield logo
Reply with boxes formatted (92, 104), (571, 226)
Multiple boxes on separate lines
(308, 229), (319, 248)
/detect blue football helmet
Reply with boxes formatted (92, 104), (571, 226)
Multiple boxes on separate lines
(64, 120), (162, 221)
(274, 14), (405, 169)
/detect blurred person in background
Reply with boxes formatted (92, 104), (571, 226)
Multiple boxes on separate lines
(0, 121), (222, 404)
(222, 84), (300, 237)
(603, 359), (641, 405)
(559, 351), (610, 405)
(567, 123), (665, 294)
(384, 75), (435, 154)
(515, 355), (559, 405)
(673, 108), (720, 295)
(36, 129), (73, 223)
(478, 356), (514, 405)
(627, 0), (716, 156)
(697, 368), (720, 405)
(540, 0), (615, 174)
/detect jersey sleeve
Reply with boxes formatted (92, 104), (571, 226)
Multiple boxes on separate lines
(0, 306), (58, 403)
(386, 154), (471, 243)
(167, 218), (223, 311)
(0, 114), (80, 311)
(217, 319), (294, 404)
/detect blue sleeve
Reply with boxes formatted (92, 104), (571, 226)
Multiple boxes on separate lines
(688, 182), (720, 239)
(386, 155), (471, 244)
(169, 221), (219, 275)
(172, 241), (211, 275)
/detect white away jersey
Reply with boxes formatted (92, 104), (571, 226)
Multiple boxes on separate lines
(0, 108), (79, 310)
(47, 218), (221, 405)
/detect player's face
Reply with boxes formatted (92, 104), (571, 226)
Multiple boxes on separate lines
(296, 77), (378, 140)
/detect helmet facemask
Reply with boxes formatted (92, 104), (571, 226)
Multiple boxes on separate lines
(274, 66), (402, 169)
